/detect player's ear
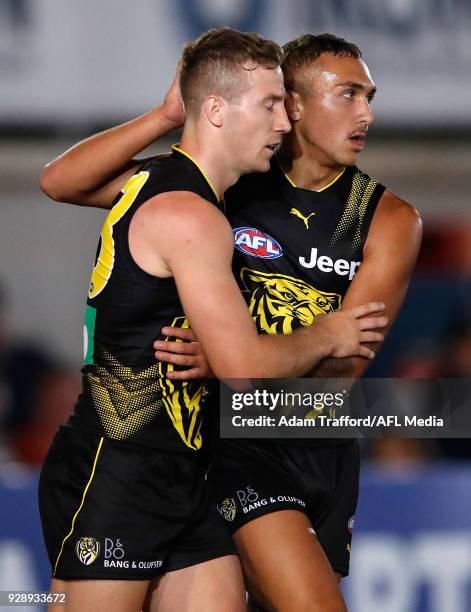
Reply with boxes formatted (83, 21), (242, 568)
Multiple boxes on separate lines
(203, 95), (224, 127)
(285, 90), (302, 122)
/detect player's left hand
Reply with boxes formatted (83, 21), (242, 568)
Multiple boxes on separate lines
(161, 64), (185, 129)
(154, 326), (214, 380)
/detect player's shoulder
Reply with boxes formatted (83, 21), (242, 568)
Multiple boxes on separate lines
(148, 189), (223, 215)
(365, 189), (422, 252)
(363, 189), (422, 259)
(142, 190), (230, 240)
(377, 189), (422, 229)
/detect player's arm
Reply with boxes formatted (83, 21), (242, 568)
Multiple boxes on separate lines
(310, 190), (422, 379)
(156, 191), (420, 381)
(134, 191), (387, 379)
(40, 71), (183, 208)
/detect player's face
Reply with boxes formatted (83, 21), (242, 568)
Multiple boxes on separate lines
(225, 65), (291, 173)
(292, 54), (376, 167)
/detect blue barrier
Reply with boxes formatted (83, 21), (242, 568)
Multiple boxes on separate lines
(0, 466), (50, 601)
(1, 463), (470, 611)
(344, 464), (471, 612)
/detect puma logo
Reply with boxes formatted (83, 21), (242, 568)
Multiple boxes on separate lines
(290, 208), (316, 229)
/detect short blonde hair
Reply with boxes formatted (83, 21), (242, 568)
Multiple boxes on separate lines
(180, 27), (283, 117)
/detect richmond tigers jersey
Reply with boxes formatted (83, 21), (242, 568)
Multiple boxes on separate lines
(225, 158), (385, 335)
(68, 146), (221, 452)
(223, 159), (385, 447)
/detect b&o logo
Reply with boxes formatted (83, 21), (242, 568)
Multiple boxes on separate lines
(104, 538), (125, 559)
(236, 486), (259, 507)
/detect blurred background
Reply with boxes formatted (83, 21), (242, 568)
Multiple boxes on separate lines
(0, 1), (470, 610)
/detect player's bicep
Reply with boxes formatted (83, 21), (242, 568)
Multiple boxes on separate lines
(342, 192), (422, 329)
(342, 257), (407, 331)
(175, 261), (258, 354)
(164, 215), (259, 376)
(309, 194), (421, 379)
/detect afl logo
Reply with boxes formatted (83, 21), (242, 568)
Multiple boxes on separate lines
(76, 537), (100, 565)
(233, 227), (283, 259)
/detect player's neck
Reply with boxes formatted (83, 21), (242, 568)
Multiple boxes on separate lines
(278, 136), (345, 192)
(179, 130), (240, 201)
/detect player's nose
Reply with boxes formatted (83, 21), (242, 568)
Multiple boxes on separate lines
(275, 106), (291, 134)
(360, 97), (374, 126)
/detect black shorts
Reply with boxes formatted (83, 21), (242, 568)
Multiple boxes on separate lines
(209, 439), (359, 577)
(39, 427), (235, 580)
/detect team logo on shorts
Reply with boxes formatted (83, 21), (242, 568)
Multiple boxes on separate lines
(233, 227), (283, 259)
(348, 516), (355, 534)
(218, 498), (237, 522)
(76, 537), (100, 565)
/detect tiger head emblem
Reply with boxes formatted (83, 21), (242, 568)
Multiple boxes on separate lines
(75, 537), (100, 565)
(240, 268), (341, 334)
(218, 498), (237, 522)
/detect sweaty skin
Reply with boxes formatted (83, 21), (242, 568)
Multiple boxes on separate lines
(279, 55), (377, 189)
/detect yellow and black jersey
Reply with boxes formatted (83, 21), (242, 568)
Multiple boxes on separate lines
(225, 158), (385, 335)
(68, 146), (221, 452)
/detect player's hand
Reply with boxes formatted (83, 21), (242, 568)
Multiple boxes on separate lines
(154, 326), (214, 380)
(161, 64), (185, 129)
(315, 302), (387, 360)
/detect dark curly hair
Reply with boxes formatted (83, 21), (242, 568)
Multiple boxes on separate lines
(282, 33), (362, 95)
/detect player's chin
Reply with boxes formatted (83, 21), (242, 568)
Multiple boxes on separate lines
(339, 149), (359, 167)
(252, 154), (272, 173)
